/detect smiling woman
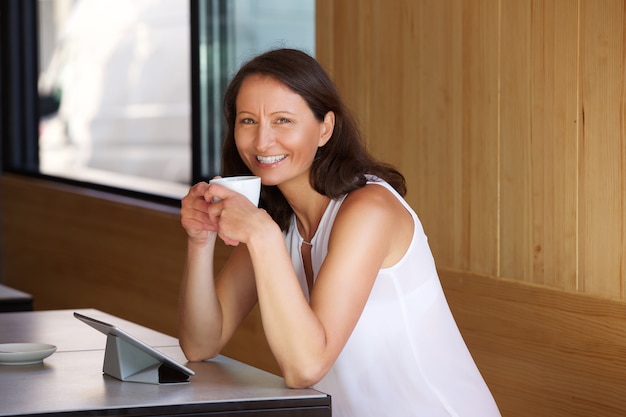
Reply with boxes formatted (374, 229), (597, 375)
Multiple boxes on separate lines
(178, 49), (502, 417)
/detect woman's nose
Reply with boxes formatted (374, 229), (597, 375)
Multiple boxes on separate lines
(254, 124), (274, 151)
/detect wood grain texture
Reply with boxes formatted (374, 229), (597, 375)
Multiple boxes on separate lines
(441, 268), (626, 417)
(500, 0), (579, 289)
(459, 0), (500, 275)
(527, 0), (579, 289)
(500, 0), (533, 281)
(324, 0), (626, 298)
(578, 0), (626, 297)
(410, 0), (464, 271)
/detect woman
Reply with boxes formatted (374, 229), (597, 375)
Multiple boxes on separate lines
(179, 48), (501, 417)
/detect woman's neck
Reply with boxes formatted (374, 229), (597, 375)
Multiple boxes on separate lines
(297, 195), (330, 243)
(281, 182), (330, 243)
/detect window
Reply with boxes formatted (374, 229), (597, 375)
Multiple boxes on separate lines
(1, 0), (315, 201)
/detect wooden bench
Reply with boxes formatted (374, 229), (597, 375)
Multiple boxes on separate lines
(440, 269), (626, 417)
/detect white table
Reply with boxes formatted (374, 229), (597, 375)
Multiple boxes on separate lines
(0, 309), (331, 416)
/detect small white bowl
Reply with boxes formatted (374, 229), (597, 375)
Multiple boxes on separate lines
(0, 343), (57, 365)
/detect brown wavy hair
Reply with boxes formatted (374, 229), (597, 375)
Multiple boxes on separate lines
(221, 48), (406, 230)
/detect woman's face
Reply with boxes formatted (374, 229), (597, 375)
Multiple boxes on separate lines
(234, 75), (334, 188)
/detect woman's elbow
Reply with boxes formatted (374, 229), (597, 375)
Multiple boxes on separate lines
(180, 340), (220, 362)
(282, 362), (327, 389)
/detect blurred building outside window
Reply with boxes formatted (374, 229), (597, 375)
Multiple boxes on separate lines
(37, 0), (315, 199)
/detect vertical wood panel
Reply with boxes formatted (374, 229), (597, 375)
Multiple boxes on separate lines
(314, 0), (334, 76)
(500, 0), (579, 289)
(528, 0), (579, 288)
(460, 0), (500, 275)
(500, 0), (533, 280)
(367, 0), (410, 164)
(405, 0), (465, 268)
(579, 0), (626, 297)
(328, 0), (371, 136)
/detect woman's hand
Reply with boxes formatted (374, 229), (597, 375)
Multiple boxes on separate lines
(207, 183), (275, 247)
(180, 181), (219, 244)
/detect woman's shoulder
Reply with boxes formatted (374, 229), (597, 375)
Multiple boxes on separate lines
(330, 181), (414, 268)
(343, 180), (400, 207)
(338, 181), (409, 226)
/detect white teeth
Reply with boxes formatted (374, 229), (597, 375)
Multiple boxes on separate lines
(257, 154), (287, 164)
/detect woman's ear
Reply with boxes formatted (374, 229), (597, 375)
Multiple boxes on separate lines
(318, 111), (335, 147)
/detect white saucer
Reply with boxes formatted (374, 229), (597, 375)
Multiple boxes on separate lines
(0, 343), (57, 365)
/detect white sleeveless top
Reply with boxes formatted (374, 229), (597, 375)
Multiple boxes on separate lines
(284, 178), (501, 417)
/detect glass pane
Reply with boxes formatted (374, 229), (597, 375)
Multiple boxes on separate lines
(230, 0), (315, 66)
(37, 0), (191, 198)
(37, 0), (315, 199)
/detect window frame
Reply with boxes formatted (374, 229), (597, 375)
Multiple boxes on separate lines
(191, 0), (228, 183)
(1, 0), (40, 175)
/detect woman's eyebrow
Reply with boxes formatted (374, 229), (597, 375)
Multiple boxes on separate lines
(237, 110), (297, 116)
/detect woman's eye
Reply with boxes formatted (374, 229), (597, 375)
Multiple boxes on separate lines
(239, 118), (255, 124)
(276, 117), (291, 124)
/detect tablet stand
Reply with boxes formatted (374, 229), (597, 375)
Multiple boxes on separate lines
(103, 334), (190, 384)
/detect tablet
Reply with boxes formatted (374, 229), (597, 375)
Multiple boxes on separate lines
(74, 312), (195, 378)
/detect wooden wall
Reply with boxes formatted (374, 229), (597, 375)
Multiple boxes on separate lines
(2, 1), (626, 416)
(317, 0), (626, 297)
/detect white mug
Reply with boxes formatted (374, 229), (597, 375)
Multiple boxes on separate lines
(209, 176), (261, 206)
